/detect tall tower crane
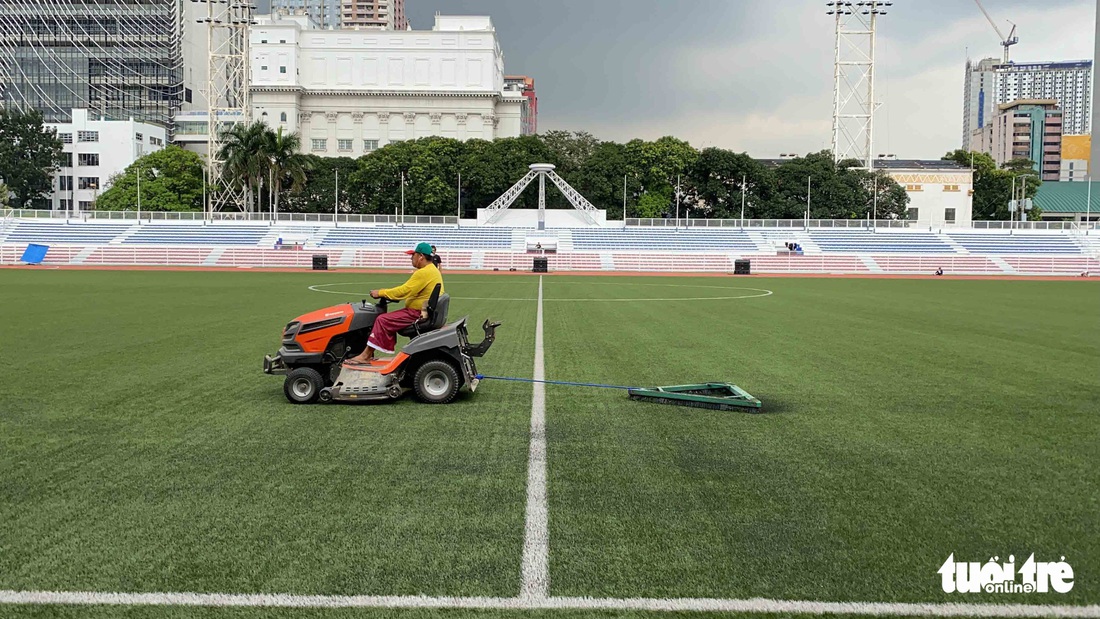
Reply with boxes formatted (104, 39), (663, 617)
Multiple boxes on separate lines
(973, 0), (1018, 63)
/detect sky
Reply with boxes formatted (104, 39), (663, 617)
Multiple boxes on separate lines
(402, 0), (1096, 159)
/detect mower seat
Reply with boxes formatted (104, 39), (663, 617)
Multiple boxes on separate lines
(399, 284), (450, 339)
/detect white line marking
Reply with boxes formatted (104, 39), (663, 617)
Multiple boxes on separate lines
(1, 591), (1097, 617)
(520, 274), (550, 600)
(308, 282), (775, 303)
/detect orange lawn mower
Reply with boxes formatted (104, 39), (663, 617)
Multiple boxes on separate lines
(264, 285), (501, 404)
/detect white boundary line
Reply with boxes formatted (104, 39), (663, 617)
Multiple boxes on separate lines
(1, 591), (1097, 616)
(520, 275), (550, 600)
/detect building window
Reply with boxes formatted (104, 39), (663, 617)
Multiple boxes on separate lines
(78, 201), (93, 211)
(78, 177), (100, 190)
(337, 139), (353, 152)
(364, 139), (379, 152)
(942, 185), (960, 192)
(905, 184), (923, 192)
(280, 66), (287, 74)
(185, 88), (193, 103)
(261, 65), (268, 71)
(311, 138), (327, 151)
(261, 39), (267, 44)
(280, 112), (287, 122)
(61, 153), (73, 167)
(59, 199), (73, 211)
(945, 208), (956, 224)
(135, 132), (143, 141)
(78, 153), (99, 167)
(150, 136), (163, 146)
(77, 131), (99, 143)
(59, 132), (72, 144)
(58, 176), (73, 191)
(907, 208), (919, 220)
(280, 39), (286, 44)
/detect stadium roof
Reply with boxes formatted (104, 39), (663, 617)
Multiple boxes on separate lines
(1033, 181), (1100, 214)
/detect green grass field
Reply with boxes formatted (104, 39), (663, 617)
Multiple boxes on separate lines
(1, 270), (1097, 618)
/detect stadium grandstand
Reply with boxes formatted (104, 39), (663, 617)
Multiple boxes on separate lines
(1, 209), (1096, 276)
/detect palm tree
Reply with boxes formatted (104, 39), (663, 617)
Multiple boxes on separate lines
(218, 121), (269, 212)
(264, 127), (311, 216)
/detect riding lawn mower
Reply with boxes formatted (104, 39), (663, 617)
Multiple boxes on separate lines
(264, 285), (501, 405)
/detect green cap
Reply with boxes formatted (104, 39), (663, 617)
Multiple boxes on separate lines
(406, 242), (434, 256)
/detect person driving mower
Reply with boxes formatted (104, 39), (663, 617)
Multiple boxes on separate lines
(345, 242), (443, 365)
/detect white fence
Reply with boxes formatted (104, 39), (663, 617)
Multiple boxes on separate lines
(4, 209), (1089, 232)
(3, 244), (1097, 276)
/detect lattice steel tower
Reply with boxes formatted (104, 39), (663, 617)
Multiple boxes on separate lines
(197, 0), (253, 212)
(827, 1), (891, 171)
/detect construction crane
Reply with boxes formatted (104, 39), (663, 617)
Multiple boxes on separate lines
(973, 0), (1018, 63)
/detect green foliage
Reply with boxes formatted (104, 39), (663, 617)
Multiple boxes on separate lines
(218, 121), (313, 213)
(0, 107), (64, 208)
(218, 132), (916, 221)
(943, 149), (1042, 220)
(279, 156), (359, 214)
(96, 146), (205, 212)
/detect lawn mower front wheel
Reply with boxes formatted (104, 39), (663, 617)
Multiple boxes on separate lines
(284, 367), (325, 404)
(414, 360), (461, 404)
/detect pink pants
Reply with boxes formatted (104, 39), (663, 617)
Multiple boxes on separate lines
(367, 307), (421, 354)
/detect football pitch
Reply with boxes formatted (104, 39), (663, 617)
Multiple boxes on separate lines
(1, 270), (1097, 618)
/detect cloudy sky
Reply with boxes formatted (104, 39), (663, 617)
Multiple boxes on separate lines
(405, 0), (1096, 159)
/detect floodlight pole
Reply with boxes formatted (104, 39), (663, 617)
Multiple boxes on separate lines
(136, 165), (141, 221)
(740, 174), (747, 228)
(873, 174), (878, 228)
(334, 169), (339, 224)
(623, 174), (627, 222)
(1087, 175), (1092, 234)
(458, 172), (462, 219)
(806, 176), (812, 227)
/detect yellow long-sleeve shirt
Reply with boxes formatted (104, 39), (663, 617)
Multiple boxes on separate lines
(379, 263), (444, 311)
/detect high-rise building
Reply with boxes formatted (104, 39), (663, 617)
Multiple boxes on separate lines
(0, 0), (202, 129)
(341, 0), (407, 30)
(962, 58), (1092, 150)
(270, 0), (340, 29)
(973, 99), (1064, 182)
(505, 76), (537, 135)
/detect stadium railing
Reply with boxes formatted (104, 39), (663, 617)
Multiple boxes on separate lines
(3, 209), (458, 226)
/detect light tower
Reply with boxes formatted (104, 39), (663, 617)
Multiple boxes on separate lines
(827, 1), (890, 172)
(197, 0), (254, 212)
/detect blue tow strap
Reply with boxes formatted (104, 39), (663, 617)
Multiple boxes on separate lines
(475, 374), (640, 391)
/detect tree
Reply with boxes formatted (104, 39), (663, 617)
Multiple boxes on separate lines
(540, 130), (599, 176)
(0, 182), (9, 208)
(690, 148), (776, 219)
(942, 150), (1042, 220)
(0, 107), (64, 209)
(218, 121), (270, 212)
(96, 146), (205, 212)
(263, 127), (311, 215)
(280, 156), (360, 214)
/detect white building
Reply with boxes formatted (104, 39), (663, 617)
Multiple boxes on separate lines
(878, 159), (974, 228)
(46, 109), (167, 213)
(173, 14), (527, 157)
(241, 14), (525, 158)
(962, 58), (1092, 150)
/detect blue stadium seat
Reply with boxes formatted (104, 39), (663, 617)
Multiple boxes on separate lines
(4, 222), (132, 245)
(947, 233), (1081, 255)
